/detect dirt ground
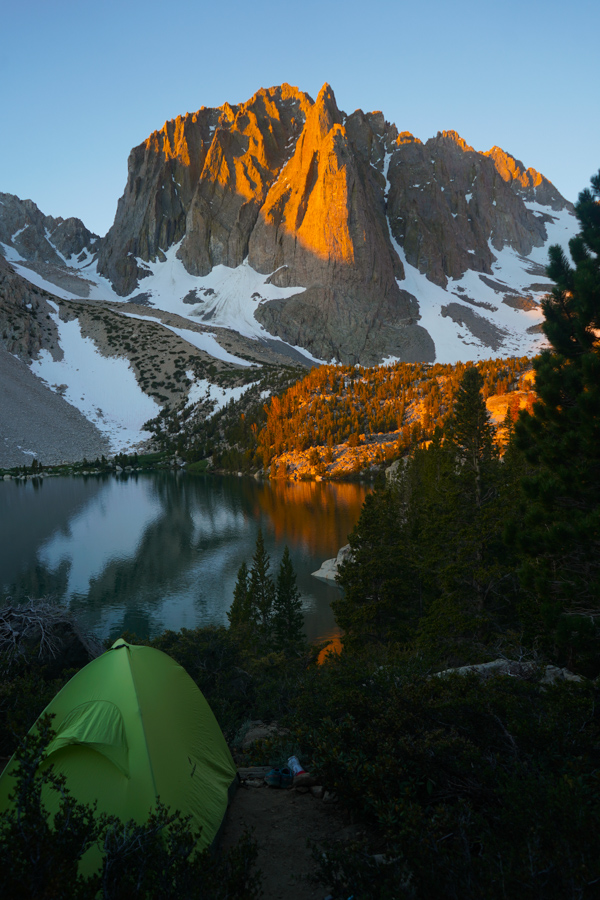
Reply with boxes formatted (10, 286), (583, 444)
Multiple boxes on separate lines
(220, 776), (362, 900)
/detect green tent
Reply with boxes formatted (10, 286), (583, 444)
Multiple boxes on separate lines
(0, 639), (238, 868)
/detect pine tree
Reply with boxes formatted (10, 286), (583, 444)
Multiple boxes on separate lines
(513, 171), (600, 671)
(445, 366), (496, 508)
(227, 561), (252, 631)
(272, 546), (305, 655)
(414, 371), (514, 663)
(440, 366), (503, 602)
(335, 466), (432, 648)
(248, 528), (275, 636)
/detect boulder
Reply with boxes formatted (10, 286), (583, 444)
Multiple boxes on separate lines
(433, 658), (583, 683)
(312, 544), (353, 581)
(239, 720), (283, 750)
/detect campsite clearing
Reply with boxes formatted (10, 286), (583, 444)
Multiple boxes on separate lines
(221, 778), (363, 900)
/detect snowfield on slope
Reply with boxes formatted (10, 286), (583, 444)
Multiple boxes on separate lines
(523, 203), (577, 266)
(30, 301), (161, 451)
(378, 167), (579, 364)
(3, 237), (324, 363)
(129, 243), (305, 340)
(4, 197), (579, 368)
(117, 310), (254, 367)
(390, 205), (578, 364)
(186, 376), (260, 417)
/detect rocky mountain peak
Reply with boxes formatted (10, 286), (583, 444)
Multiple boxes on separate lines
(246, 85), (430, 364)
(431, 130), (475, 153)
(395, 132), (421, 146)
(4, 83), (575, 368)
(248, 83), (356, 272)
(145, 116), (193, 166)
(96, 86), (312, 292)
(0, 193), (98, 268)
(484, 146), (570, 211)
(365, 110), (386, 134)
(311, 83), (343, 135)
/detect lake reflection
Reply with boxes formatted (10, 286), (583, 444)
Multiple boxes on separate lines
(0, 473), (368, 643)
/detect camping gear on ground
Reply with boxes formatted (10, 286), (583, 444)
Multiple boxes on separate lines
(264, 766), (293, 788)
(288, 755), (317, 787)
(287, 755), (306, 776)
(0, 638), (238, 871)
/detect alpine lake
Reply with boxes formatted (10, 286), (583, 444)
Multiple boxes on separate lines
(0, 472), (369, 645)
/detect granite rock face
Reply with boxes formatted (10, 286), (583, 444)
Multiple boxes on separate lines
(248, 85), (426, 364)
(0, 254), (60, 361)
(92, 83), (571, 363)
(0, 193), (98, 267)
(385, 131), (567, 288)
(97, 84), (313, 294)
(484, 146), (570, 211)
(1, 85), (573, 365)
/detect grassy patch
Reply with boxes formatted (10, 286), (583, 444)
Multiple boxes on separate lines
(187, 459), (210, 474)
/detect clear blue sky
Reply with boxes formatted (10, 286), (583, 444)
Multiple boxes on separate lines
(2, 0), (597, 236)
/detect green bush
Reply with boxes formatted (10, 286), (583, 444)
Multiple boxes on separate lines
(291, 652), (600, 899)
(0, 656), (73, 757)
(0, 715), (260, 900)
(141, 625), (309, 742)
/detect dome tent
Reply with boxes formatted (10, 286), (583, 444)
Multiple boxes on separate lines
(0, 638), (238, 868)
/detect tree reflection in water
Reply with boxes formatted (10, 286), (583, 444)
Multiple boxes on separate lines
(0, 473), (369, 645)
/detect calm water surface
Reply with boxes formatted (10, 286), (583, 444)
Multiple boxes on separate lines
(0, 473), (368, 644)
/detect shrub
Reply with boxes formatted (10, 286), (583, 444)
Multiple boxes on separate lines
(291, 652), (600, 900)
(0, 715), (261, 900)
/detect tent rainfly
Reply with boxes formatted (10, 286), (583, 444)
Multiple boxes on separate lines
(0, 639), (238, 868)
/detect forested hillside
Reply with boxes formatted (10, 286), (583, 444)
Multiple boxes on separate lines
(147, 354), (536, 478)
(259, 357), (530, 456)
(257, 356), (535, 477)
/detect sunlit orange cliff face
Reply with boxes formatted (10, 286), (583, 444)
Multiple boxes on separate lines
(247, 84), (406, 288)
(249, 85), (356, 268)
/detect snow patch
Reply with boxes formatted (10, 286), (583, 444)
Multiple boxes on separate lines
(117, 311), (254, 367)
(125, 242), (306, 342)
(186, 376), (258, 417)
(5, 239), (326, 365)
(1, 241), (25, 263)
(523, 202), (578, 265)
(11, 225), (29, 241)
(16, 446), (37, 457)
(44, 227), (70, 265)
(30, 300), (160, 451)
(8, 259), (76, 300)
(390, 236), (549, 364)
(378, 163), (580, 363)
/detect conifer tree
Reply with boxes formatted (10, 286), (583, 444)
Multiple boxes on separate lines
(415, 371), (515, 662)
(440, 366), (502, 600)
(445, 366), (496, 507)
(513, 170), (600, 670)
(272, 546), (305, 655)
(248, 528), (275, 636)
(335, 465), (434, 648)
(227, 561), (252, 631)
